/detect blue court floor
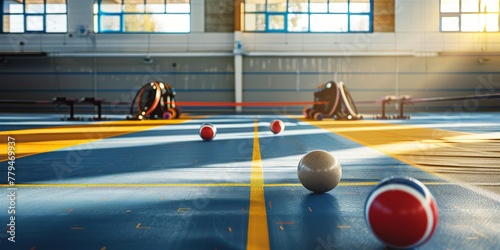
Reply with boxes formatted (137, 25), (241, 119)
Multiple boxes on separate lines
(0, 112), (499, 249)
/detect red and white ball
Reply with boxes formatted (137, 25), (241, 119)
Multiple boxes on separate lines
(199, 123), (217, 141)
(270, 119), (285, 134)
(365, 176), (439, 249)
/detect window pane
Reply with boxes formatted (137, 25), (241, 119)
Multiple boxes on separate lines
(242, 0), (373, 33)
(245, 0), (266, 12)
(166, 0), (190, 13)
(350, 14), (369, 31)
(3, 15), (24, 32)
(146, 4), (166, 13)
(461, 0), (478, 12)
(441, 16), (459, 31)
(26, 15), (44, 31)
(26, 3), (44, 13)
(484, 13), (499, 31)
(124, 14), (152, 31)
(269, 14), (285, 30)
(46, 0), (67, 13)
(152, 14), (190, 32)
(288, 14), (308, 31)
(3, 0), (24, 14)
(46, 4), (66, 13)
(245, 13), (265, 31)
(124, 0), (145, 12)
(267, 0), (286, 12)
(310, 0), (327, 13)
(480, 0), (499, 12)
(47, 14), (67, 32)
(100, 15), (121, 31)
(124, 14), (191, 32)
(441, 0), (459, 13)
(100, 0), (122, 13)
(288, 0), (308, 12)
(146, 0), (166, 13)
(461, 14), (480, 31)
(93, 0), (189, 33)
(350, 0), (370, 13)
(329, 0), (348, 13)
(310, 14), (347, 32)
(460, 13), (499, 31)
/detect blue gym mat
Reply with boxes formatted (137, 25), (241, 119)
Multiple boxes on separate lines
(0, 113), (499, 249)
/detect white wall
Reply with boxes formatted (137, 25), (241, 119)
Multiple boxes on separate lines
(1, 0), (499, 55)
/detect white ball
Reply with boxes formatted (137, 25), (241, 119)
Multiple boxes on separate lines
(298, 150), (342, 193)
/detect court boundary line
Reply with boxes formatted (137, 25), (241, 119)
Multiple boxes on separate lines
(299, 117), (500, 203)
(0, 118), (194, 162)
(246, 118), (270, 250)
(0, 181), (465, 188)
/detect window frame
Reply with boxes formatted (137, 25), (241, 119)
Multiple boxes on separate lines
(93, 0), (191, 34)
(243, 0), (374, 33)
(1, 0), (68, 33)
(440, 0), (500, 32)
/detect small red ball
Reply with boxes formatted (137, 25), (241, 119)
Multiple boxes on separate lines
(199, 123), (217, 141)
(270, 119), (285, 134)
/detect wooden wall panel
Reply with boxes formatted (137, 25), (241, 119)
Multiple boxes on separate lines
(205, 0), (234, 32)
(374, 0), (395, 32)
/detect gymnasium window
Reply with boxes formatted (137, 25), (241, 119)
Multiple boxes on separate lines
(2, 0), (67, 33)
(93, 0), (191, 33)
(440, 0), (499, 32)
(243, 0), (373, 32)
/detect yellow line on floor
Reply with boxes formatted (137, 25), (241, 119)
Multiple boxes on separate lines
(301, 119), (500, 190)
(246, 118), (270, 250)
(0, 181), (455, 188)
(1, 183), (250, 188)
(0, 119), (191, 162)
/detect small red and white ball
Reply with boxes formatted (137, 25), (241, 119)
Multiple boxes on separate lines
(199, 123), (217, 141)
(365, 176), (439, 249)
(269, 119), (285, 134)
